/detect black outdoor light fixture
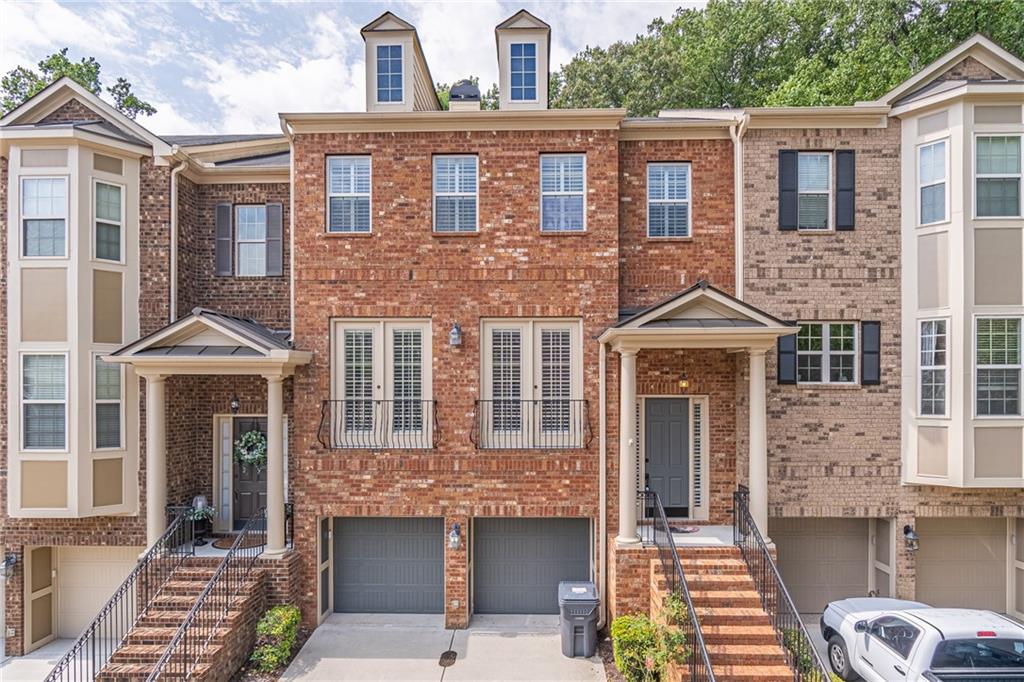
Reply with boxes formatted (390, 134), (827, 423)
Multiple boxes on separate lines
(448, 522), (462, 550)
(903, 524), (920, 552)
(230, 394), (241, 415)
(449, 323), (463, 347)
(1, 552), (17, 579)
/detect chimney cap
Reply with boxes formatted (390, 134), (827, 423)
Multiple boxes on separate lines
(450, 79), (481, 102)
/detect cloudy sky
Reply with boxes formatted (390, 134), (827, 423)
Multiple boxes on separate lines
(1, 1), (704, 134)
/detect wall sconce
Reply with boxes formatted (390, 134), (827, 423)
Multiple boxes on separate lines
(1, 553), (17, 579)
(448, 522), (462, 550)
(229, 394), (241, 415)
(903, 525), (919, 552)
(678, 372), (690, 390)
(449, 323), (463, 347)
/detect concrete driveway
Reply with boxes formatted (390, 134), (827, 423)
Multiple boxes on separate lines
(0, 639), (75, 681)
(283, 613), (605, 682)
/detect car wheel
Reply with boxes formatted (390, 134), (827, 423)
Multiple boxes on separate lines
(828, 634), (856, 681)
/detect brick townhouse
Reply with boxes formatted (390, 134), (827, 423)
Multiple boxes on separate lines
(0, 9), (1022, 680)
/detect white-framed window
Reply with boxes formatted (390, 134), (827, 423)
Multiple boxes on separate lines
(975, 317), (1021, 416)
(235, 205), (267, 277)
(797, 152), (831, 231)
(918, 140), (947, 225)
(919, 319), (948, 417)
(796, 322), (857, 384)
(647, 162), (691, 238)
(94, 355), (123, 449)
(22, 353), (67, 450)
(976, 135), (1022, 218)
(327, 156), (371, 233)
(480, 319), (584, 448)
(21, 176), (67, 257)
(94, 180), (123, 262)
(510, 42), (537, 101)
(433, 155), (478, 233)
(376, 44), (403, 103)
(540, 154), (585, 232)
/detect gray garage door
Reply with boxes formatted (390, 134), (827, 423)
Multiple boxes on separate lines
(333, 517), (443, 613)
(916, 518), (1006, 611)
(474, 518), (590, 614)
(770, 518), (870, 614)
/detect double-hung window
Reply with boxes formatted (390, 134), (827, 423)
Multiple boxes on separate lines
(333, 320), (432, 448)
(22, 177), (67, 257)
(796, 322), (856, 384)
(647, 163), (691, 237)
(510, 43), (537, 101)
(327, 156), (371, 233)
(919, 320), (947, 416)
(22, 354), (66, 450)
(433, 156), (478, 233)
(918, 140), (947, 225)
(540, 154), (585, 232)
(797, 152), (831, 230)
(376, 45), (403, 103)
(94, 356), (122, 449)
(976, 317), (1020, 416)
(235, 205), (267, 277)
(95, 181), (123, 261)
(976, 135), (1022, 217)
(480, 319), (583, 448)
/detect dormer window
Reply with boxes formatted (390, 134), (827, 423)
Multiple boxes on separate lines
(510, 43), (537, 101)
(376, 45), (403, 103)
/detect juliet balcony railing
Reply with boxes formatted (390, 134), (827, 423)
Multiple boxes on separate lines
(470, 399), (593, 449)
(318, 399), (439, 449)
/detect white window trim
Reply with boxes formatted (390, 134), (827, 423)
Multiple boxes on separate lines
(92, 353), (125, 451)
(974, 133), (1023, 220)
(797, 152), (833, 232)
(92, 178), (126, 264)
(796, 321), (858, 385)
(539, 153), (587, 233)
(917, 139), (949, 227)
(973, 315), (1023, 418)
(20, 175), (69, 260)
(20, 351), (69, 453)
(432, 155), (479, 233)
(234, 204), (267, 278)
(509, 41), (539, 103)
(918, 318), (949, 418)
(375, 44), (405, 105)
(646, 162), (692, 238)
(326, 155), (372, 234)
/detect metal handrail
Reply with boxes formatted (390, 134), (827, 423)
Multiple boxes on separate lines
(146, 508), (267, 680)
(45, 507), (194, 682)
(470, 399), (593, 449)
(733, 485), (832, 682)
(637, 490), (716, 682)
(318, 399), (439, 449)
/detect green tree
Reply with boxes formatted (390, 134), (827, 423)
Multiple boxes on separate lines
(1, 48), (156, 119)
(435, 76), (499, 110)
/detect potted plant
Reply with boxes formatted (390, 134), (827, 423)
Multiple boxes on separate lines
(189, 497), (216, 547)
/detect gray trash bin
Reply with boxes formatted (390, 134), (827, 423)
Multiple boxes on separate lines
(558, 581), (599, 658)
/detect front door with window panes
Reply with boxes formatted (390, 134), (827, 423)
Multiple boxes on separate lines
(796, 323), (856, 384)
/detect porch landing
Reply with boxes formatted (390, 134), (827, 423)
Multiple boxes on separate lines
(635, 523), (734, 547)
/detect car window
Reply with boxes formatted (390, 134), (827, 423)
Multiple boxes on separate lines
(931, 639), (1024, 669)
(869, 616), (921, 659)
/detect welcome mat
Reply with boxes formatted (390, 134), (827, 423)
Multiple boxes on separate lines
(211, 535), (264, 550)
(668, 524), (701, 534)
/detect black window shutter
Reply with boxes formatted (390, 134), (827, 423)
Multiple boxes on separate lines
(215, 203), (233, 276)
(266, 203), (283, 276)
(777, 333), (797, 384)
(861, 321), (881, 385)
(835, 150), (855, 231)
(778, 150), (799, 231)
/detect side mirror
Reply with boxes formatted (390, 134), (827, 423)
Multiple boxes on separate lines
(854, 620), (869, 633)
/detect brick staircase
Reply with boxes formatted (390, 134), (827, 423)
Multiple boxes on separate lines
(97, 559), (266, 681)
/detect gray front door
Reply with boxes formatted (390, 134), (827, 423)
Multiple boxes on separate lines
(474, 518), (590, 614)
(233, 417), (268, 530)
(645, 398), (690, 517)
(333, 517), (444, 613)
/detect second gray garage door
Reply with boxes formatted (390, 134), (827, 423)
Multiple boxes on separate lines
(474, 518), (590, 614)
(333, 517), (443, 613)
(770, 518), (869, 614)
(916, 518), (1006, 611)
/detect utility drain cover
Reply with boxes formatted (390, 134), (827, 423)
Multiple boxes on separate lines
(439, 650), (457, 667)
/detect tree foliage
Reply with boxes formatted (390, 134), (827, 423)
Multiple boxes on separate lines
(550, 0), (1024, 115)
(435, 76), (499, 110)
(1, 48), (156, 119)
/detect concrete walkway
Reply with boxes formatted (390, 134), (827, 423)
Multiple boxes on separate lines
(0, 639), (75, 681)
(283, 614), (605, 682)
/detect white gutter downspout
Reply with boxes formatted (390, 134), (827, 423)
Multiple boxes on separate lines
(598, 340), (608, 628)
(280, 117), (296, 334)
(729, 113), (750, 298)
(169, 150), (187, 322)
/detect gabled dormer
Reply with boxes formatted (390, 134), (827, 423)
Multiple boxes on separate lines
(495, 10), (551, 111)
(360, 12), (441, 113)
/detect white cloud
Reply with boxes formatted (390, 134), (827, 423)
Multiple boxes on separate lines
(407, 0), (506, 87)
(143, 99), (210, 136)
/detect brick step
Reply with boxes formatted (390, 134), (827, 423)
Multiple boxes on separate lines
(696, 607), (772, 626)
(680, 559), (750, 574)
(136, 605), (247, 629)
(710, 665), (794, 682)
(110, 643), (222, 665)
(125, 625), (232, 646)
(97, 661), (212, 680)
(686, 574), (756, 589)
(689, 590), (763, 608)
(150, 592), (250, 611)
(701, 625), (780, 646)
(707, 643), (789, 666)
(677, 548), (742, 558)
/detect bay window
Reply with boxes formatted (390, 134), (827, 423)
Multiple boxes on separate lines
(22, 177), (67, 257)
(95, 181), (123, 261)
(976, 135), (1022, 217)
(94, 356), (123, 449)
(976, 317), (1021, 416)
(919, 319), (947, 416)
(918, 140), (947, 225)
(22, 354), (67, 450)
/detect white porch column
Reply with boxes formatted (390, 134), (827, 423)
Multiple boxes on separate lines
(264, 374), (286, 555)
(145, 375), (167, 548)
(617, 349), (639, 544)
(748, 349), (769, 534)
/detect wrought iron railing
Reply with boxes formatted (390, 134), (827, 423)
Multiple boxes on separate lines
(733, 486), (832, 682)
(147, 508), (267, 681)
(470, 399), (593, 449)
(637, 490), (716, 682)
(45, 508), (194, 682)
(318, 399), (438, 449)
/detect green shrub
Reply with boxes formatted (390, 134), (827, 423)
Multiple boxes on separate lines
(781, 628), (843, 682)
(611, 606), (689, 682)
(250, 604), (301, 672)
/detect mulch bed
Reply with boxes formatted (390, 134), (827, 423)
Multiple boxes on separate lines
(598, 630), (626, 682)
(232, 627), (312, 682)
